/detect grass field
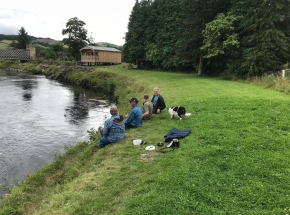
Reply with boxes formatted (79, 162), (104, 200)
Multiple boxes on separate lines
(1, 64), (290, 214)
(0, 40), (12, 49)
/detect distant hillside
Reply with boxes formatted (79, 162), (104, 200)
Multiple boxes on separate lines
(0, 34), (121, 49)
(34, 38), (61, 45)
(95, 42), (120, 48)
(0, 40), (13, 50)
(0, 34), (56, 48)
(0, 34), (37, 42)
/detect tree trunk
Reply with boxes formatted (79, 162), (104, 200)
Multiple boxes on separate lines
(198, 53), (203, 76)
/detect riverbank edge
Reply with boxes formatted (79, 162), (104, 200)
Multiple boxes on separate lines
(0, 60), (123, 103)
(0, 60), (144, 210)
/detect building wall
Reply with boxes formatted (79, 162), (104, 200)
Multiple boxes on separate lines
(81, 50), (121, 64)
(99, 51), (121, 64)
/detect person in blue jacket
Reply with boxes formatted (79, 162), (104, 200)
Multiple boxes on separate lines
(124, 97), (143, 129)
(99, 106), (125, 148)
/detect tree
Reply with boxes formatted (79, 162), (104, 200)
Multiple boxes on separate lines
(201, 13), (239, 59)
(200, 13), (240, 74)
(146, 0), (183, 71)
(144, 0), (165, 69)
(123, 0), (155, 68)
(35, 45), (47, 59)
(10, 40), (18, 49)
(62, 17), (89, 61)
(123, 0), (232, 72)
(45, 43), (64, 60)
(17, 27), (30, 49)
(177, 0), (231, 75)
(88, 32), (95, 45)
(230, 0), (290, 77)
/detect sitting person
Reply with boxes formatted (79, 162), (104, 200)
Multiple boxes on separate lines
(124, 97), (143, 129)
(142, 94), (153, 120)
(151, 87), (166, 114)
(99, 106), (125, 148)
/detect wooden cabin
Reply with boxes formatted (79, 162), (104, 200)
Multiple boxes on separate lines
(80, 46), (121, 65)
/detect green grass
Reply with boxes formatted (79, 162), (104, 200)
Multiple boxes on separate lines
(1, 64), (290, 214)
(0, 40), (12, 49)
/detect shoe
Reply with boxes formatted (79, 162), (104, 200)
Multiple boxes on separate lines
(166, 140), (174, 148)
(166, 139), (179, 148)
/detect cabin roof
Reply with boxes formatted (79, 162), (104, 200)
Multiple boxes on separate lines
(80, 46), (121, 53)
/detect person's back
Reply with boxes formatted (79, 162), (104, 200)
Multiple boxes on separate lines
(106, 115), (125, 142)
(99, 106), (125, 148)
(142, 94), (153, 120)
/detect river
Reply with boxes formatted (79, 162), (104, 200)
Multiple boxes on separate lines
(0, 69), (110, 198)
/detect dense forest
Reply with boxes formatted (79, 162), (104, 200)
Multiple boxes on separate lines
(123, 0), (290, 77)
(0, 34), (37, 42)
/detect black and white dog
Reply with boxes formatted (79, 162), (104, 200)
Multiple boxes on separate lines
(168, 106), (191, 120)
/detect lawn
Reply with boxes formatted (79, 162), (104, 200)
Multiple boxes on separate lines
(1, 64), (290, 214)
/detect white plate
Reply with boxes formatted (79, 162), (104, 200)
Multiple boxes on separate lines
(145, 145), (155, 151)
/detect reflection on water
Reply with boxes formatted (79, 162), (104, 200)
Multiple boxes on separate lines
(23, 93), (32, 101)
(13, 78), (37, 101)
(65, 92), (89, 124)
(0, 70), (110, 198)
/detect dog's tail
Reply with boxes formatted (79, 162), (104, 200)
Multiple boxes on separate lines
(185, 113), (191, 117)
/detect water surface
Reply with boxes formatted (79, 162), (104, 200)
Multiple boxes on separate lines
(0, 69), (110, 197)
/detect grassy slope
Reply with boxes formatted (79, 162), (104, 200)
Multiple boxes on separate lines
(0, 40), (12, 49)
(1, 65), (290, 214)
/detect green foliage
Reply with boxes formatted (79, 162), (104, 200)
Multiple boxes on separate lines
(201, 13), (239, 59)
(145, 43), (162, 68)
(87, 128), (99, 144)
(62, 17), (89, 61)
(0, 184), (11, 192)
(123, 0), (290, 77)
(35, 45), (47, 59)
(17, 27), (30, 49)
(45, 48), (58, 60)
(34, 43), (73, 61)
(9, 40), (18, 49)
(0, 60), (16, 68)
(0, 34), (36, 42)
(123, 0), (151, 66)
(0, 34), (18, 41)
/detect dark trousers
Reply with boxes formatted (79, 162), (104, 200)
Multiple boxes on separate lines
(125, 124), (134, 130)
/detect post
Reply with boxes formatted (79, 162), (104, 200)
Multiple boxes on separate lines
(282, 70), (285, 78)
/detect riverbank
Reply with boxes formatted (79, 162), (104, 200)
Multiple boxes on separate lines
(1, 60), (290, 214)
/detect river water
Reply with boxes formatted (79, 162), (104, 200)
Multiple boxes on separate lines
(0, 69), (110, 198)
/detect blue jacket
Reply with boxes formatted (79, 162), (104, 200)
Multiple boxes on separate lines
(125, 105), (143, 128)
(103, 114), (125, 142)
(164, 128), (191, 142)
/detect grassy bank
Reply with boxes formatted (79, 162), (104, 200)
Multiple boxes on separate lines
(1, 63), (290, 214)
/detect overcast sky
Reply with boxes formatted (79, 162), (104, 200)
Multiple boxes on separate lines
(0, 0), (136, 46)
